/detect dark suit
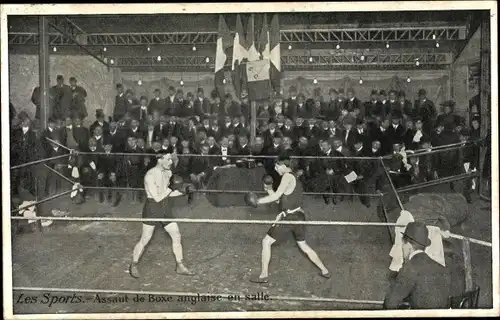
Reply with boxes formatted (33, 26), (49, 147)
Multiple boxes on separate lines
(165, 96), (177, 116)
(148, 97), (167, 115)
(413, 99), (437, 134)
(70, 85), (88, 119)
(208, 127), (223, 141)
(341, 129), (357, 152)
(384, 252), (451, 309)
(89, 121), (110, 136)
(364, 100), (385, 118)
(126, 128), (144, 140)
(194, 98), (211, 117)
(387, 124), (406, 146)
(131, 106), (150, 122)
(52, 84), (73, 120)
(343, 98), (362, 113)
(285, 98), (299, 119)
(323, 100), (341, 120)
(113, 93), (127, 121)
(105, 130), (126, 153)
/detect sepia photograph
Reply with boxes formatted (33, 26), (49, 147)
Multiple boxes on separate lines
(1, 2), (498, 319)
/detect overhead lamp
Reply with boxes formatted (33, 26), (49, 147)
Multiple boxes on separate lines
(180, 79), (184, 86)
(103, 47), (107, 52)
(360, 55), (365, 61)
(147, 46), (151, 52)
(53, 47), (57, 52)
(205, 57), (210, 63)
(432, 34), (436, 40)
(157, 56), (162, 61)
(407, 76), (411, 83)
(192, 45), (197, 51)
(309, 56), (314, 62)
(110, 58), (115, 65)
(415, 59), (420, 67)
(359, 77), (363, 85)
(313, 78), (318, 84)
(138, 80), (142, 86)
(435, 42), (440, 48)
(222, 78), (227, 84)
(336, 43), (340, 50)
(288, 44), (292, 50)
(385, 42), (390, 49)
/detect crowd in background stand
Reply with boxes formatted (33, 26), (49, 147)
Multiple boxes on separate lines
(10, 75), (486, 217)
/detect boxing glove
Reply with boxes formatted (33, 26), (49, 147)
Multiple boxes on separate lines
(245, 192), (259, 208)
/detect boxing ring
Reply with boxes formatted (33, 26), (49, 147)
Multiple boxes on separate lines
(8, 138), (493, 310)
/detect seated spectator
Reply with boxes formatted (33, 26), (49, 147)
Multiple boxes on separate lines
(252, 136), (266, 166)
(296, 93), (309, 118)
(123, 136), (141, 202)
(354, 118), (370, 150)
(221, 116), (234, 137)
(207, 136), (220, 155)
(388, 114), (405, 147)
(413, 89), (437, 135)
(318, 120), (331, 141)
(144, 121), (156, 148)
(175, 143), (193, 178)
(106, 120), (125, 152)
(403, 119), (416, 150)
(99, 140), (122, 206)
(148, 88), (166, 115)
(161, 137), (171, 152)
(46, 138), (69, 196)
(194, 130), (208, 153)
(169, 136), (181, 154)
(270, 94), (285, 119)
(344, 88), (362, 113)
(304, 118), (320, 143)
(166, 116), (182, 138)
(41, 117), (61, 154)
(72, 117), (90, 151)
(208, 119), (222, 142)
(200, 118), (211, 134)
(293, 117), (305, 140)
(232, 117), (244, 136)
(181, 118), (197, 142)
(258, 101), (271, 118)
(237, 135), (251, 157)
(214, 136), (236, 167)
(342, 117), (356, 152)
(127, 119), (143, 140)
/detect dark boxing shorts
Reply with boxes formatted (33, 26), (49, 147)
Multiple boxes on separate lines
(142, 198), (174, 227)
(267, 209), (306, 242)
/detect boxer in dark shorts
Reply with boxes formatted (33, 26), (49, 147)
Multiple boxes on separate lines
(129, 151), (194, 278)
(247, 153), (331, 283)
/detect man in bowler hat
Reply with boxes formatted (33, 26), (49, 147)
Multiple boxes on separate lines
(384, 222), (451, 309)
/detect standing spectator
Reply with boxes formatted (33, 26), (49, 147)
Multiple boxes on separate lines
(80, 137), (102, 199)
(344, 88), (362, 113)
(99, 140), (121, 206)
(354, 118), (371, 150)
(413, 89), (437, 135)
(106, 120), (125, 152)
(285, 86), (299, 120)
(165, 86), (177, 116)
(113, 84), (127, 121)
(375, 117), (392, 155)
(342, 117), (356, 152)
(365, 89), (382, 118)
(92, 126), (105, 150)
(398, 91), (413, 120)
(123, 136), (141, 202)
(237, 135), (251, 157)
(144, 121), (156, 148)
(324, 88), (341, 121)
(69, 77), (88, 119)
(387, 114), (405, 147)
(436, 100), (461, 130)
(208, 119), (222, 142)
(132, 96), (150, 123)
(179, 92), (196, 118)
(52, 75), (73, 120)
(194, 87), (211, 119)
(90, 109), (110, 136)
(270, 94), (285, 119)
(239, 89), (251, 121)
(188, 144), (212, 189)
(11, 116), (39, 196)
(210, 90), (221, 117)
(403, 119), (417, 151)
(127, 119), (143, 140)
(296, 93), (309, 119)
(72, 117), (90, 151)
(125, 90), (140, 116)
(61, 117), (79, 150)
(40, 117), (62, 154)
(148, 89), (166, 115)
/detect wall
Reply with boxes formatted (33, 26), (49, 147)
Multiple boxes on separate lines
(8, 54), (115, 123)
(120, 68), (450, 107)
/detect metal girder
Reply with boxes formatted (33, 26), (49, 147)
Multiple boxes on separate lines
(115, 52), (451, 69)
(8, 25), (466, 46)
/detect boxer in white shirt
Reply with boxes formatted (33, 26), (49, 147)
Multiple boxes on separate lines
(129, 151), (195, 278)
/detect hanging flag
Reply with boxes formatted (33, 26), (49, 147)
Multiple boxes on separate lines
(246, 14), (260, 62)
(232, 14), (247, 99)
(269, 14), (282, 94)
(215, 15), (232, 98)
(246, 59), (271, 101)
(259, 14), (270, 61)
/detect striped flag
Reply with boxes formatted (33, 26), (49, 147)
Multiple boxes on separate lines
(259, 14), (270, 61)
(232, 14), (247, 99)
(246, 14), (260, 62)
(269, 14), (281, 93)
(215, 15), (232, 98)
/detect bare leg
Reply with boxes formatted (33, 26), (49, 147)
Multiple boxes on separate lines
(250, 234), (275, 283)
(130, 224), (155, 278)
(164, 222), (194, 275)
(296, 240), (330, 277)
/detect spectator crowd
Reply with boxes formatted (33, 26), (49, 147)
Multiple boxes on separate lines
(10, 75), (483, 210)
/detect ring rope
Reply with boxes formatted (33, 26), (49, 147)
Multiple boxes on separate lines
(11, 189), (76, 214)
(396, 172), (478, 193)
(9, 216), (492, 247)
(380, 159), (405, 210)
(45, 137), (72, 152)
(12, 286), (384, 306)
(43, 164), (78, 185)
(10, 153), (71, 170)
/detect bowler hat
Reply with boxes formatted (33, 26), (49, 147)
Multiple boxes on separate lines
(95, 109), (105, 118)
(379, 90), (387, 96)
(329, 88), (339, 95)
(370, 89), (379, 95)
(197, 87), (204, 94)
(418, 89), (427, 96)
(401, 221), (431, 247)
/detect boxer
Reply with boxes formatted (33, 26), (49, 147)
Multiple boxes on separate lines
(129, 151), (195, 278)
(246, 153), (330, 283)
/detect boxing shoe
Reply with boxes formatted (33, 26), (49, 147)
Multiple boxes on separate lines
(129, 262), (140, 279)
(176, 261), (195, 276)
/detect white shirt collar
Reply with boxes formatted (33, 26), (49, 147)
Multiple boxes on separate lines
(350, 97), (355, 102)
(198, 97), (203, 101)
(390, 100), (396, 103)
(170, 96), (175, 102)
(372, 148), (378, 153)
(270, 128), (275, 133)
(358, 128), (363, 133)
(90, 147), (96, 151)
(273, 144), (280, 148)
(132, 128), (138, 132)
(141, 106), (147, 110)
(336, 146), (342, 152)
(110, 129), (117, 134)
(241, 144), (247, 149)
(409, 250), (424, 261)
(325, 148), (332, 155)
(66, 125), (72, 130)
(95, 135), (102, 140)
(119, 93), (124, 97)
(309, 124), (314, 128)
(380, 126), (386, 132)
(53, 147), (59, 152)
(48, 127), (53, 132)
(291, 96), (296, 100)
(162, 146), (168, 150)
(393, 124), (399, 129)
(22, 127), (29, 134)
(382, 100), (387, 104)
(356, 146), (363, 152)
(155, 97), (160, 101)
